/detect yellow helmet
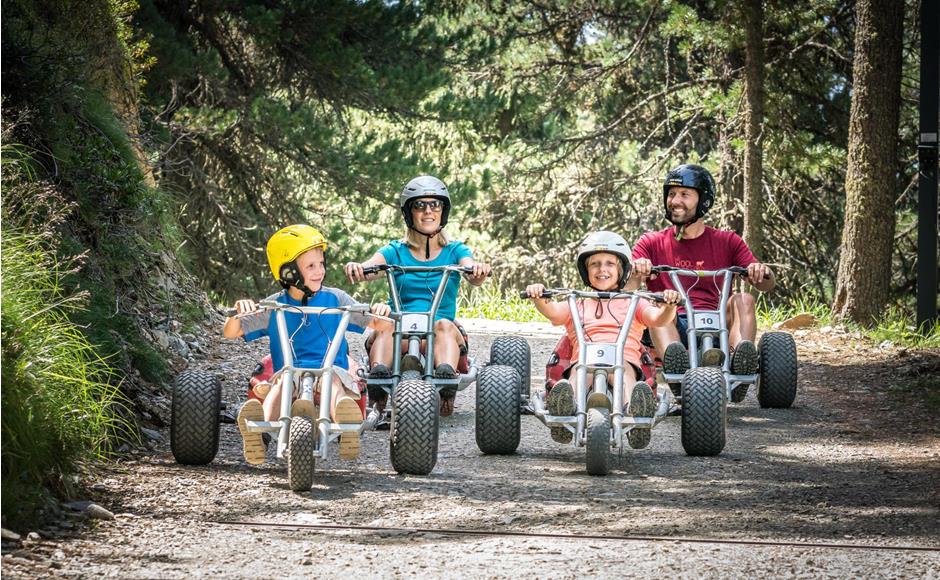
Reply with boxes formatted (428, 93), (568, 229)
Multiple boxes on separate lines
(266, 224), (328, 284)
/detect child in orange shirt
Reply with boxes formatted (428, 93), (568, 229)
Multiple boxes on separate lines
(524, 231), (680, 449)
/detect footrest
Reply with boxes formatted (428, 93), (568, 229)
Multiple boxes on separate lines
(245, 420), (283, 433)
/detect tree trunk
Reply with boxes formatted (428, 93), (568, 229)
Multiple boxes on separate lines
(742, 0), (765, 259)
(832, 0), (904, 325)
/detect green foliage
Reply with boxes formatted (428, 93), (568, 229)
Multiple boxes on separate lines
(457, 283), (543, 323)
(1, 229), (135, 529)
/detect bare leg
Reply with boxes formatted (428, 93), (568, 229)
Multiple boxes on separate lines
(648, 322), (681, 358)
(432, 319), (463, 369)
(728, 292), (757, 348)
(262, 378), (282, 421)
(369, 318), (394, 368)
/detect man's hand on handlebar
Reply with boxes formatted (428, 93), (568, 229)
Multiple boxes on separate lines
(631, 257), (653, 281)
(746, 262), (772, 287)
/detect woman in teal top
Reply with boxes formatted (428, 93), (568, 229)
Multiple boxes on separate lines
(345, 175), (490, 416)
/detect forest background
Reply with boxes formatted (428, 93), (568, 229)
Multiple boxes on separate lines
(1, 0), (936, 526)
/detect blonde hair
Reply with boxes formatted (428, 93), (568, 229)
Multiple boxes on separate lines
(404, 227), (450, 250)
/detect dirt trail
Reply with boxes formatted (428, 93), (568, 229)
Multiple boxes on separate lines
(3, 321), (939, 578)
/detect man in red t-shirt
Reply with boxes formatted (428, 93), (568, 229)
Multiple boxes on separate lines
(632, 164), (775, 376)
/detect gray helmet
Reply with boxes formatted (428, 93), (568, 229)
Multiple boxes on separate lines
(399, 175), (451, 229)
(576, 231), (632, 290)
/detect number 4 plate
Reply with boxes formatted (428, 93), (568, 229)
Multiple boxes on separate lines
(401, 313), (429, 334)
(693, 311), (721, 330)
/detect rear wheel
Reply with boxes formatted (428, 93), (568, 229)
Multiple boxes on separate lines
(490, 336), (531, 409)
(585, 407), (611, 476)
(171, 370), (222, 465)
(475, 365), (521, 454)
(287, 416), (316, 492)
(681, 367), (727, 456)
(757, 332), (798, 408)
(389, 380), (439, 475)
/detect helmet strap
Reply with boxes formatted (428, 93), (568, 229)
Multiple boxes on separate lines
(408, 225), (443, 259)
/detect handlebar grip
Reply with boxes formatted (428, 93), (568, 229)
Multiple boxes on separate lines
(650, 265), (675, 273)
(518, 290), (554, 299)
(361, 265), (382, 275)
(223, 308), (237, 317)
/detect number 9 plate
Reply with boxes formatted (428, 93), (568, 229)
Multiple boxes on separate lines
(585, 343), (617, 367)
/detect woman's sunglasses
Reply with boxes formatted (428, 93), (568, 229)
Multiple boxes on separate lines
(412, 199), (444, 212)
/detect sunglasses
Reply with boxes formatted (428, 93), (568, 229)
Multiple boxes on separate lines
(412, 199), (444, 212)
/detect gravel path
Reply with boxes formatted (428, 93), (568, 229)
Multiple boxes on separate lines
(3, 321), (939, 578)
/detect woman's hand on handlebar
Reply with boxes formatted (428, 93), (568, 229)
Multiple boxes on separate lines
(344, 261), (366, 283)
(464, 261), (491, 283)
(524, 283), (547, 300)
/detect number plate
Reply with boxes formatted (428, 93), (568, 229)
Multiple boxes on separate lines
(401, 313), (429, 334)
(693, 311), (721, 331)
(585, 343), (617, 367)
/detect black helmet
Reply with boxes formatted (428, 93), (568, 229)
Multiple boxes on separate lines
(662, 164), (715, 224)
(576, 231), (632, 291)
(399, 175), (451, 229)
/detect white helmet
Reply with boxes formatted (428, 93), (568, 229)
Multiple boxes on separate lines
(576, 231), (632, 290)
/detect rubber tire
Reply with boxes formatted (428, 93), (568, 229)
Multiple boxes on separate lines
(681, 367), (727, 457)
(585, 407), (611, 476)
(475, 365), (521, 454)
(757, 332), (798, 408)
(390, 380), (440, 475)
(171, 370), (222, 465)
(287, 416), (316, 492)
(490, 336), (532, 405)
(401, 370), (422, 381)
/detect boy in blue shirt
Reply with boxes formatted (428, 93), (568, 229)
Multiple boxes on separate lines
(224, 225), (390, 464)
(344, 176), (490, 416)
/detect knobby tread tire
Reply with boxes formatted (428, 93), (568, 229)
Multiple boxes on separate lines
(490, 336), (532, 403)
(475, 365), (521, 454)
(287, 416), (316, 492)
(585, 407), (611, 476)
(171, 370), (222, 465)
(757, 332), (798, 409)
(681, 367), (727, 457)
(390, 380), (439, 475)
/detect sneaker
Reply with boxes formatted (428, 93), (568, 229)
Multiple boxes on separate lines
(369, 364), (392, 378)
(434, 363), (458, 379)
(290, 399), (317, 419)
(730, 384), (749, 403)
(546, 380), (575, 444)
(334, 396), (363, 460)
(237, 399), (266, 465)
(731, 340), (759, 375)
(700, 348), (726, 368)
(627, 382), (655, 450)
(662, 342), (689, 375)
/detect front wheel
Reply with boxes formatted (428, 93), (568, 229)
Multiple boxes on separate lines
(757, 332), (798, 408)
(475, 365), (521, 454)
(287, 416), (316, 492)
(171, 370), (222, 465)
(585, 407), (611, 476)
(681, 367), (727, 456)
(389, 380), (439, 475)
(490, 336), (531, 407)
